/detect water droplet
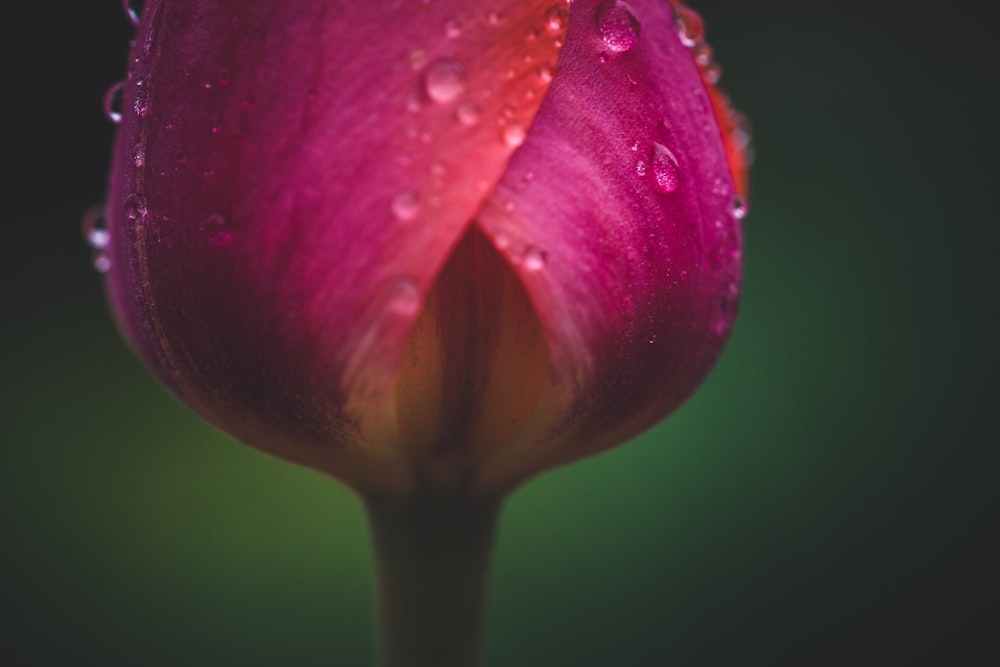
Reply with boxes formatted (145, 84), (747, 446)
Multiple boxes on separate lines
(445, 18), (463, 38)
(388, 278), (421, 316)
(635, 161), (647, 176)
(703, 62), (722, 84)
(391, 191), (421, 221)
(648, 334), (657, 344)
(92, 250), (112, 274)
(537, 64), (556, 83)
(674, 5), (704, 48)
(122, 0), (144, 26)
(693, 42), (713, 67)
(102, 80), (125, 124)
(201, 213), (233, 246)
(455, 101), (482, 126)
(679, 270), (689, 281)
(423, 58), (466, 104)
(131, 143), (146, 168)
(651, 142), (680, 193)
(522, 246), (547, 271)
(546, 5), (570, 32)
(630, 140), (640, 152)
(502, 122), (526, 148)
(732, 196), (748, 220)
(80, 205), (110, 250)
(123, 193), (147, 222)
(597, 0), (642, 54)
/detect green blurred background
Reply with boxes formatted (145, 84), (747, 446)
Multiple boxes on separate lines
(6, 1), (996, 664)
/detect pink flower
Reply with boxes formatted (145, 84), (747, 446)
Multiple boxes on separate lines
(102, 0), (748, 497)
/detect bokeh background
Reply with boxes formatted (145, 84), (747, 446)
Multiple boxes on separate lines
(6, 1), (996, 664)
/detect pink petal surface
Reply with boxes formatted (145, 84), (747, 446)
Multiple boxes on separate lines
(106, 0), (570, 493)
(472, 0), (743, 490)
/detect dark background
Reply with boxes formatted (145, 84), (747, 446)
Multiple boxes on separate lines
(4, 1), (996, 664)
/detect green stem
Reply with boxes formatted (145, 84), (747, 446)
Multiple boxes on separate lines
(365, 494), (502, 667)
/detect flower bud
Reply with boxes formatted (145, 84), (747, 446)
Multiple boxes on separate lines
(102, 0), (748, 497)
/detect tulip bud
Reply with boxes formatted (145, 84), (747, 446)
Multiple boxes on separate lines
(98, 0), (748, 663)
(102, 0), (747, 496)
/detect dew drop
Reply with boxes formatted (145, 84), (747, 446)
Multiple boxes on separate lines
(391, 191), (421, 221)
(455, 101), (482, 126)
(693, 42), (713, 67)
(597, 0), (642, 54)
(522, 246), (547, 271)
(651, 142), (680, 193)
(502, 122), (526, 148)
(388, 278), (421, 316)
(648, 334), (657, 344)
(80, 205), (110, 250)
(680, 270), (689, 281)
(546, 5), (570, 32)
(674, 5), (705, 47)
(703, 62), (722, 84)
(732, 196), (748, 220)
(423, 58), (466, 104)
(537, 64), (556, 83)
(123, 193), (147, 222)
(201, 213), (233, 246)
(445, 18), (463, 38)
(102, 80), (125, 124)
(92, 250), (112, 274)
(122, 0), (144, 27)
(635, 161), (647, 176)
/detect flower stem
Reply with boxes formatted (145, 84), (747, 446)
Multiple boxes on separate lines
(365, 494), (502, 667)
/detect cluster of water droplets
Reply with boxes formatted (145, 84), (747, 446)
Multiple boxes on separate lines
(81, 206), (112, 273)
(671, 1), (754, 215)
(388, 2), (570, 237)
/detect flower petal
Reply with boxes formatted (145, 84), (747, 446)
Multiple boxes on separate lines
(473, 0), (744, 490)
(106, 0), (570, 493)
